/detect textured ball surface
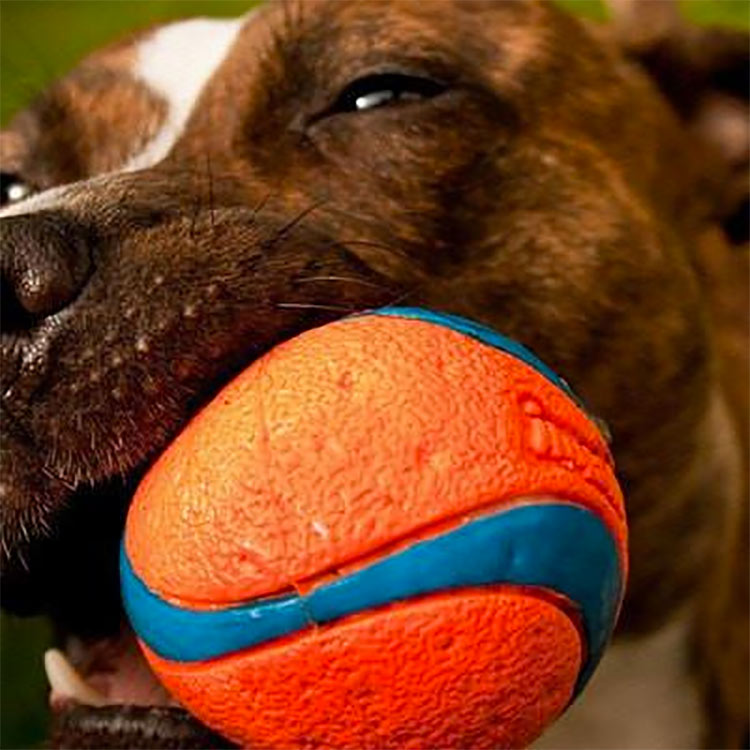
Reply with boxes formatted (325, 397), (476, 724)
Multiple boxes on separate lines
(122, 308), (627, 749)
(143, 592), (581, 749)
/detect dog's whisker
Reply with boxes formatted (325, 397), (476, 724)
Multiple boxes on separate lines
(295, 275), (387, 289)
(189, 195), (203, 240)
(276, 302), (355, 313)
(205, 153), (216, 234)
(277, 200), (327, 237)
(333, 238), (412, 261)
(262, 200), (328, 253)
(251, 191), (274, 221)
(388, 287), (418, 307)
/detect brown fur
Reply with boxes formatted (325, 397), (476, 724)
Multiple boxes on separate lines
(1, 1), (747, 746)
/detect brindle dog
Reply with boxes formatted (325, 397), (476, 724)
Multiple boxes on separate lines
(0, 1), (747, 747)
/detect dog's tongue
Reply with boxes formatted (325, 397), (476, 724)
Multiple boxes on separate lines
(44, 626), (234, 748)
(45, 627), (170, 709)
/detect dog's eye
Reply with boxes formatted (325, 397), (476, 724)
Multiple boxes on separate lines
(0, 172), (33, 207)
(329, 73), (446, 115)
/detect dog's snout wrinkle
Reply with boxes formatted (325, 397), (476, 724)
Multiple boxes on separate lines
(0, 211), (93, 333)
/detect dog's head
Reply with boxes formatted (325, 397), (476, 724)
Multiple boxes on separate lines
(1, 1), (746, 746)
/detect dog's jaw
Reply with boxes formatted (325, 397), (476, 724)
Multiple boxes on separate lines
(0, 10), (376, 747)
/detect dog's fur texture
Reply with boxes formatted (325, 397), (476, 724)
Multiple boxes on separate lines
(1, 1), (747, 747)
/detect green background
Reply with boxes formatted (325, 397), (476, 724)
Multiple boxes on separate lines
(2, 0), (749, 125)
(0, 1), (748, 747)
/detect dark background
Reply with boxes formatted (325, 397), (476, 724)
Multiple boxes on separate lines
(1, 1), (748, 747)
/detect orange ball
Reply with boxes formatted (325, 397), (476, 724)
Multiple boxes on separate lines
(121, 308), (627, 749)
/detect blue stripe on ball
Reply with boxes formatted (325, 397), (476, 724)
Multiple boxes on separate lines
(121, 502), (622, 696)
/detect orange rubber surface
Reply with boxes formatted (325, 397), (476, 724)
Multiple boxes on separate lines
(126, 315), (626, 609)
(143, 588), (582, 749)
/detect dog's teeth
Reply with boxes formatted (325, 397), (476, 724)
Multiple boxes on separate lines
(44, 649), (107, 707)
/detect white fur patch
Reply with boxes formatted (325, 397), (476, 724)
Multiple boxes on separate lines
(124, 16), (247, 171)
(1, 14), (250, 219)
(535, 614), (703, 749)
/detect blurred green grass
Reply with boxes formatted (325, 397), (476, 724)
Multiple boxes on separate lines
(0, 1), (258, 124)
(0, 1), (748, 748)
(1, 0), (748, 124)
(0, 617), (52, 749)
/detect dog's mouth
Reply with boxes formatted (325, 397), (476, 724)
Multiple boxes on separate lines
(0, 223), (406, 746)
(45, 630), (233, 748)
(3, 314), (358, 748)
(14, 468), (239, 747)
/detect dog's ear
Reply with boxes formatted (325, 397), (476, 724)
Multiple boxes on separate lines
(607, 0), (748, 245)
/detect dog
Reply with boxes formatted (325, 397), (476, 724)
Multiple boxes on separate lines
(1, 0), (747, 747)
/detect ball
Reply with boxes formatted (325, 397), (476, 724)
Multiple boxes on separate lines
(121, 307), (627, 749)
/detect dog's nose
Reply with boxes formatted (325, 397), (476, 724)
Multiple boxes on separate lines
(1, 212), (92, 332)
